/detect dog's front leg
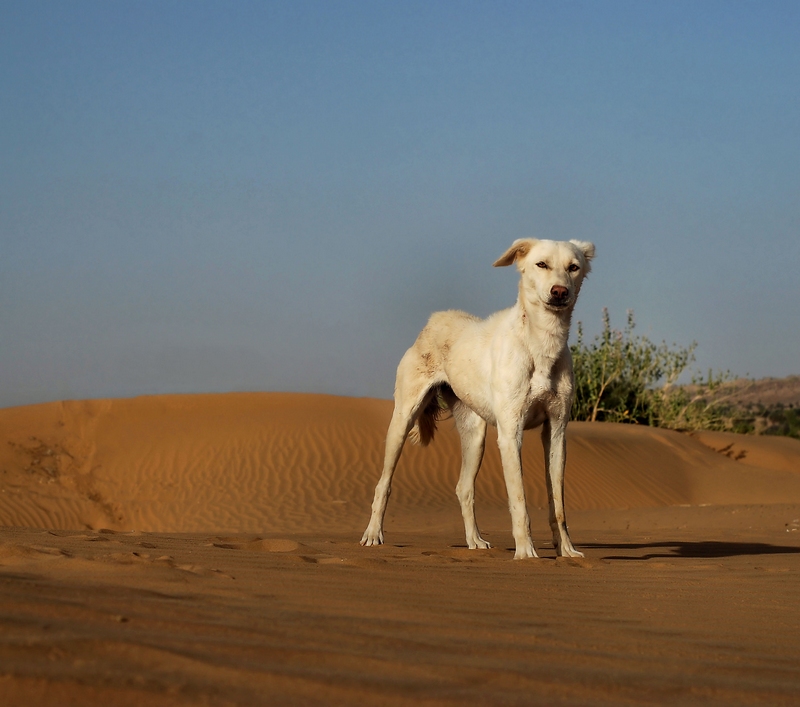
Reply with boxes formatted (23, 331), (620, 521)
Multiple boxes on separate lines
(496, 424), (537, 559)
(542, 418), (584, 558)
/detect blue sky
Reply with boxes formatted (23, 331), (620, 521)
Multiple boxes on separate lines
(2, 0), (799, 407)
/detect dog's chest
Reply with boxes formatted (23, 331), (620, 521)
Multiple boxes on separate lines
(522, 363), (568, 425)
(527, 370), (558, 405)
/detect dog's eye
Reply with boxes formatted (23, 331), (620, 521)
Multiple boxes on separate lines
(536, 261), (548, 269)
(568, 264), (580, 273)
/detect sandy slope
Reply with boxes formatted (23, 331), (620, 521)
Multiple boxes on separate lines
(2, 393), (800, 535)
(2, 392), (800, 706)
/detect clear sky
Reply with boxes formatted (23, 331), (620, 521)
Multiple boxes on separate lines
(2, 0), (799, 408)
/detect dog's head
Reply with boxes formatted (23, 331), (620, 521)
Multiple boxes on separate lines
(493, 238), (595, 312)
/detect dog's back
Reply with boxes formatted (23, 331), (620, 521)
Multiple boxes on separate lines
(414, 310), (481, 363)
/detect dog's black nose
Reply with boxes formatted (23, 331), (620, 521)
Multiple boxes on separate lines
(550, 285), (569, 301)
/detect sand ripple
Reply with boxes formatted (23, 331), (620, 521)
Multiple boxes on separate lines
(1, 393), (799, 533)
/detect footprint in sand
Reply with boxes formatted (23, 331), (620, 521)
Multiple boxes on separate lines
(0, 543), (70, 562)
(206, 537), (372, 566)
(102, 550), (235, 579)
(209, 537), (304, 553)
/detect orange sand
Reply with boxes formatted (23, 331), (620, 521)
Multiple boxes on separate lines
(1, 393), (799, 705)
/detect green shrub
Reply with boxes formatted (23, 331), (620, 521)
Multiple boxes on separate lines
(763, 406), (800, 438)
(570, 309), (738, 431)
(734, 404), (800, 439)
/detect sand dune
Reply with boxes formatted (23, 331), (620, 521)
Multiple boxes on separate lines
(2, 392), (799, 535)
(2, 392), (800, 705)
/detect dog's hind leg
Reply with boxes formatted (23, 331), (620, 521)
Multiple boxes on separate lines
(453, 404), (491, 549)
(360, 405), (415, 546)
(542, 418), (584, 558)
(361, 357), (435, 547)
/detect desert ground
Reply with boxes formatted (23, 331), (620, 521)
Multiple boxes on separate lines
(1, 392), (800, 705)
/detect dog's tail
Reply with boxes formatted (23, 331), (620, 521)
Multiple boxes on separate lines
(408, 384), (455, 447)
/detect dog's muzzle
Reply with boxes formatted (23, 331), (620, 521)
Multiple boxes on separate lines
(547, 285), (570, 308)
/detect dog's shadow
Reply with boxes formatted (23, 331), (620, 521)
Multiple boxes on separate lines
(580, 540), (800, 561)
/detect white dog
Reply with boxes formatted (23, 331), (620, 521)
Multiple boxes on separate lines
(361, 238), (595, 559)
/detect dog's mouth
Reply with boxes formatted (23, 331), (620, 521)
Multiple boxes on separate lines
(545, 299), (571, 310)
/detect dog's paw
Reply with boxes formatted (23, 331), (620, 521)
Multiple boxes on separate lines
(559, 546), (584, 558)
(513, 540), (539, 560)
(360, 529), (384, 547)
(556, 541), (584, 558)
(467, 536), (492, 550)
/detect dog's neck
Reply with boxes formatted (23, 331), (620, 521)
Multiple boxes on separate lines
(516, 291), (573, 375)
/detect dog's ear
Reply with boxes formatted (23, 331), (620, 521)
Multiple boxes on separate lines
(570, 240), (595, 263)
(493, 239), (537, 268)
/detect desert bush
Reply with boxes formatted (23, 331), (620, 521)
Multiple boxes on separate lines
(763, 405), (800, 438)
(735, 404), (800, 439)
(570, 310), (738, 431)
(571, 309), (690, 424)
(649, 369), (743, 432)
